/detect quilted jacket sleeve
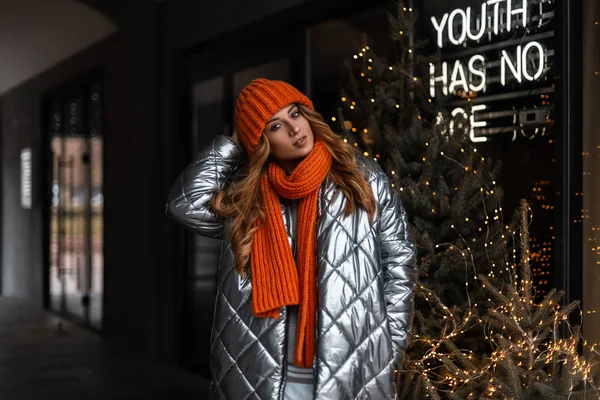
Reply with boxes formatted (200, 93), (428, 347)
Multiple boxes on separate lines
(374, 169), (418, 368)
(165, 135), (245, 239)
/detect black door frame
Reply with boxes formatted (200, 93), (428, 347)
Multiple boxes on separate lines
(176, 0), (394, 375)
(179, 23), (310, 379)
(40, 68), (105, 331)
(554, 0), (583, 328)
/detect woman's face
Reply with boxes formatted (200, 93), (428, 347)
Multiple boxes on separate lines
(264, 103), (314, 174)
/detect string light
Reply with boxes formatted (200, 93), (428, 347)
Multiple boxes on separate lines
(387, 143), (594, 397)
(340, 6), (600, 396)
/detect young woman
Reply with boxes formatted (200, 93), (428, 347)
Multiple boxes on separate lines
(166, 78), (417, 400)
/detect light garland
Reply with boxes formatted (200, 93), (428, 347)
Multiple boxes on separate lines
(337, 3), (600, 397)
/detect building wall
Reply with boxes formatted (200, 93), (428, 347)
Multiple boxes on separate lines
(1, 0), (593, 368)
(0, 0), (316, 365)
(1, 0), (161, 358)
(166, 0), (313, 51)
(0, 36), (120, 304)
(157, 0), (321, 362)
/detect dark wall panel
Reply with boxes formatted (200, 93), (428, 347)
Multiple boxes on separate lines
(0, 0), (320, 365)
(0, 1), (162, 358)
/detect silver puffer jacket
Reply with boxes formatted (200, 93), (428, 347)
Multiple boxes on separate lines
(166, 135), (417, 400)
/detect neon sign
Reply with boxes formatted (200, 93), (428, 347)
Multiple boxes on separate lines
(430, 0), (528, 48)
(427, 0), (555, 142)
(429, 42), (546, 97)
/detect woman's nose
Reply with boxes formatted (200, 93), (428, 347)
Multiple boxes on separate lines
(289, 126), (300, 136)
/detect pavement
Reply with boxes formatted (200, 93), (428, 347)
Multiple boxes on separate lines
(0, 297), (210, 400)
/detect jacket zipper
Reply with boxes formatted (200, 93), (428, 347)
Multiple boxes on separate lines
(281, 199), (292, 399)
(282, 192), (323, 394)
(280, 305), (289, 400)
(313, 178), (326, 383)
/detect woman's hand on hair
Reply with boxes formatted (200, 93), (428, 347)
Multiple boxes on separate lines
(231, 129), (241, 147)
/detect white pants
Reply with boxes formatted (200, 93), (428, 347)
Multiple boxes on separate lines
(283, 381), (314, 400)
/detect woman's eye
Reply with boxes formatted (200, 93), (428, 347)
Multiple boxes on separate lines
(269, 123), (281, 132)
(291, 112), (299, 118)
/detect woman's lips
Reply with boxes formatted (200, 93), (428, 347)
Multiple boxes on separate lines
(294, 136), (307, 147)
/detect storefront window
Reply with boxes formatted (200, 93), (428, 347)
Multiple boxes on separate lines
(46, 76), (104, 329)
(310, 4), (393, 116)
(309, 0), (564, 300)
(424, 0), (558, 298)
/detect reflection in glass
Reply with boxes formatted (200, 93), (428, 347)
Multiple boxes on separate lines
(48, 81), (103, 329)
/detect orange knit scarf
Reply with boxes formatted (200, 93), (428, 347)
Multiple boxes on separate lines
(251, 140), (332, 368)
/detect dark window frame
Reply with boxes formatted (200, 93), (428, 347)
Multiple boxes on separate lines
(40, 67), (105, 332)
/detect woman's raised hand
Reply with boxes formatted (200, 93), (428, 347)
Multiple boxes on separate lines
(231, 129), (241, 147)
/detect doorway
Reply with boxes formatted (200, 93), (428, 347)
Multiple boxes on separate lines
(43, 74), (104, 329)
(181, 29), (308, 377)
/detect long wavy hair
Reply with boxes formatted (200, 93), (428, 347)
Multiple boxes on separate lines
(212, 104), (376, 275)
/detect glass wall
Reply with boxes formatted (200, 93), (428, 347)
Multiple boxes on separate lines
(425, 0), (558, 298)
(310, 4), (394, 117)
(46, 76), (104, 329)
(309, 0), (562, 299)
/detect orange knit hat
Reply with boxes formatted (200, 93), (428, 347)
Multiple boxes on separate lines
(234, 78), (314, 153)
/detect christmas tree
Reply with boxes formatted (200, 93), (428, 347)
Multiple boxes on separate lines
(527, 180), (554, 302)
(334, 2), (600, 398)
(475, 201), (600, 399)
(336, 2), (510, 326)
(395, 201), (600, 399)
